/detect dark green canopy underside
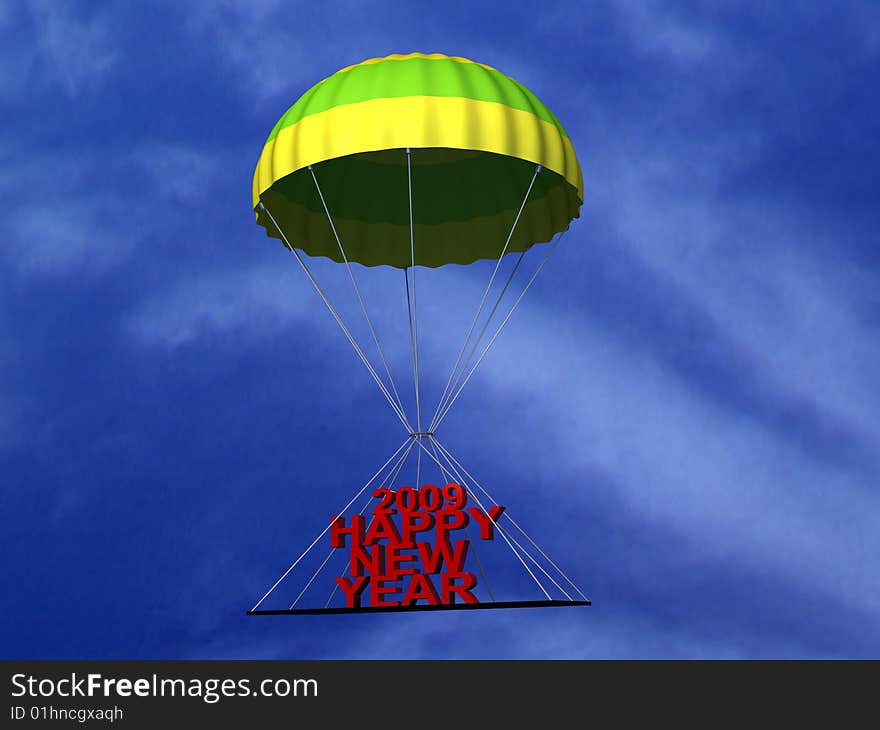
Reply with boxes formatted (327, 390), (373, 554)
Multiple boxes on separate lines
(255, 148), (581, 268)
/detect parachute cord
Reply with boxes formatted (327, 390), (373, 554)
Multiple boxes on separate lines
(428, 164), (542, 434)
(405, 149), (422, 488)
(307, 166), (408, 422)
(250, 438), (412, 613)
(428, 438), (496, 603)
(411, 437), (552, 600)
(323, 437), (416, 608)
(289, 437), (415, 610)
(439, 250), (526, 424)
(432, 232), (564, 432)
(405, 269), (423, 486)
(432, 437), (590, 603)
(425, 438), (570, 600)
(288, 537), (338, 610)
(258, 200), (413, 434)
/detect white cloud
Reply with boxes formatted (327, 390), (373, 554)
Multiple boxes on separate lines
(0, 141), (222, 279)
(0, 2), (118, 101)
(182, 606), (817, 659)
(124, 262), (314, 348)
(0, 6), (35, 100)
(439, 137), (880, 625)
(618, 1), (754, 70)
(6, 198), (135, 277)
(131, 142), (225, 203)
(182, 1), (331, 104)
(340, 610), (818, 659)
(27, 0), (117, 98)
(433, 293), (880, 630)
(590, 137), (880, 449)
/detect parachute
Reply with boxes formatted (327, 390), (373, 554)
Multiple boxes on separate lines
(248, 53), (589, 614)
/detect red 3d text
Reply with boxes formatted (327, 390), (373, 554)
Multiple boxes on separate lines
(330, 483), (504, 608)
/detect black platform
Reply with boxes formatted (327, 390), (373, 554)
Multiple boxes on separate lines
(247, 599), (590, 616)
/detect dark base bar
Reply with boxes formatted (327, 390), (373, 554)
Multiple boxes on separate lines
(248, 599), (590, 616)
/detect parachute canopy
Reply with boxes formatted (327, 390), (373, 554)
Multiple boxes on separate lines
(253, 53), (583, 268)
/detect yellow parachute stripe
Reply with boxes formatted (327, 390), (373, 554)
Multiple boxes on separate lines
(252, 94), (583, 208)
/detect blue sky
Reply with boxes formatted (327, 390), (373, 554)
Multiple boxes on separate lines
(2, 1), (879, 659)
